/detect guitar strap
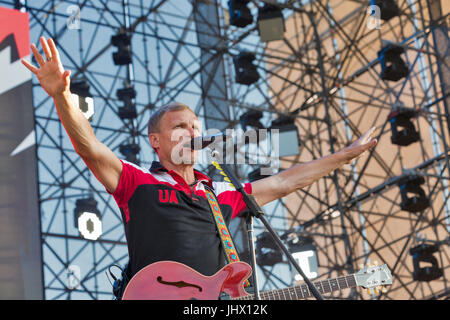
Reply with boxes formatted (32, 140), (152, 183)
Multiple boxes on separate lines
(204, 184), (250, 287)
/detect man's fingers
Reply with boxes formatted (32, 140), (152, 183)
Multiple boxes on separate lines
(40, 36), (52, 61)
(361, 138), (377, 153)
(363, 127), (375, 138)
(31, 43), (45, 66)
(21, 59), (39, 74)
(47, 38), (60, 61)
(358, 127), (376, 144)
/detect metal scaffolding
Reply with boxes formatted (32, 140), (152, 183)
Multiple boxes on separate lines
(3, 0), (448, 299)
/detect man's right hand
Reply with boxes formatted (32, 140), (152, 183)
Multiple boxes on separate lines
(21, 36), (71, 98)
(21, 36), (123, 194)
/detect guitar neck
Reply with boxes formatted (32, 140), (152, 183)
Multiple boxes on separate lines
(233, 274), (358, 300)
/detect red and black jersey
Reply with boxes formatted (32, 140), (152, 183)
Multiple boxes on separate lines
(108, 160), (252, 277)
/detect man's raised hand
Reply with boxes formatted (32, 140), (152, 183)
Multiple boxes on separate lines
(21, 36), (71, 98)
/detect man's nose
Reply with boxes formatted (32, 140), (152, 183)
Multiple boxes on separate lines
(187, 127), (196, 138)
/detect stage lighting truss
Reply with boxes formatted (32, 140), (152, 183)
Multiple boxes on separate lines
(22, 0), (449, 300)
(223, 0), (450, 299)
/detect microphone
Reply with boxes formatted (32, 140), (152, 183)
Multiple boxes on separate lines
(185, 132), (233, 150)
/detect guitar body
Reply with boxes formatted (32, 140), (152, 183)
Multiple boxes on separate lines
(122, 261), (252, 300)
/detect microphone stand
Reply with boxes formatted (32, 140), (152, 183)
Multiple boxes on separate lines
(208, 148), (324, 301)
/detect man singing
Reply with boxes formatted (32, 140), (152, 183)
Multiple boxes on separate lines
(22, 37), (377, 286)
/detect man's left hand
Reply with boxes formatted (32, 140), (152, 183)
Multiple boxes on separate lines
(341, 127), (378, 164)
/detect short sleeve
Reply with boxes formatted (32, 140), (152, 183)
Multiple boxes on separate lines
(212, 181), (253, 219)
(107, 159), (150, 208)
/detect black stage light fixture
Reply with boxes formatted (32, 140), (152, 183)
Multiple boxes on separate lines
(116, 86), (137, 120)
(370, 0), (400, 21)
(240, 109), (264, 131)
(228, 0), (253, 28)
(233, 51), (260, 85)
(239, 109), (265, 146)
(257, 4), (285, 42)
(269, 115), (300, 157)
(256, 231), (283, 267)
(397, 174), (430, 213)
(120, 142), (140, 165)
(70, 79), (95, 121)
(378, 43), (409, 81)
(409, 242), (443, 282)
(14, 0), (25, 10)
(70, 79), (91, 98)
(388, 105), (420, 146)
(111, 33), (132, 65)
(74, 197), (102, 241)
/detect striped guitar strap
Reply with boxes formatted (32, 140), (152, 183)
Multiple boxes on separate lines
(204, 185), (250, 287)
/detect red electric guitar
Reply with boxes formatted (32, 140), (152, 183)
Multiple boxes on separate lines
(122, 261), (392, 300)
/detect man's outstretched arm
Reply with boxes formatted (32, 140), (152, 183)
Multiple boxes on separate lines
(22, 36), (122, 194)
(251, 127), (378, 207)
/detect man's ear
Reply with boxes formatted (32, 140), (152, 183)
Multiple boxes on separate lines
(149, 133), (159, 152)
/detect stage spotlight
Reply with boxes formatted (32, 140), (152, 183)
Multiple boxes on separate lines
(256, 231), (283, 267)
(240, 109), (264, 131)
(370, 0), (400, 21)
(269, 115), (300, 157)
(70, 79), (94, 121)
(116, 86), (137, 120)
(378, 43), (409, 81)
(410, 242), (443, 282)
(70, 79), (90, 97)
(111, 33), (132, 65)
(398, 174), (430, 213)
(74, 197), (102, 241)
(239, 109), (265, 147)
(119, 142), (140, 165)
(228, 0), (253, 28)
(288, 234), (319, 281)
(388, 104), (420, 146)
(257, 4), (285, 42)
(233, 51), (260, 85)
